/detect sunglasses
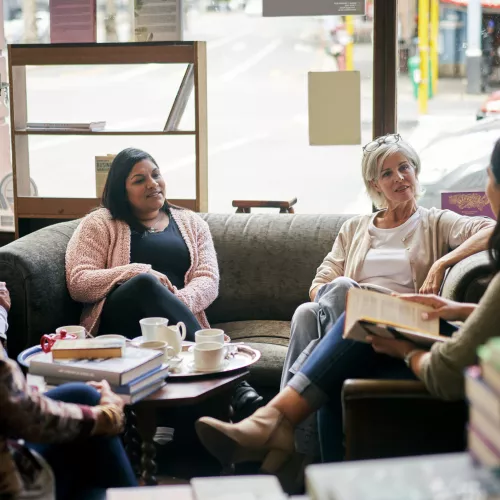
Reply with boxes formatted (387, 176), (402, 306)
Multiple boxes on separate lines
(363, 134), (401, 154)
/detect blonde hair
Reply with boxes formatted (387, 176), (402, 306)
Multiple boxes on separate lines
(361, 137), (423, 209)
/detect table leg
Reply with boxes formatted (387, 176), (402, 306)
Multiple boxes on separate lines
(135, 406), (158, 486)
(123, 407), (141, 478)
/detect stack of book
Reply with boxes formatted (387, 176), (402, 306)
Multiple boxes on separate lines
(466, 338), (500, 467)
(29, 345), (168, 404)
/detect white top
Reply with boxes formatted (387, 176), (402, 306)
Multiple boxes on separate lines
(358, 210), (421, 294)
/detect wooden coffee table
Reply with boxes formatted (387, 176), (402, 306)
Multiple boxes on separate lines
(127, 370), (249, 485)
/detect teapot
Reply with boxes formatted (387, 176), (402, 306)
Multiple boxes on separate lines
(41, 329), (78, 353)
(139, 318), (186, 356)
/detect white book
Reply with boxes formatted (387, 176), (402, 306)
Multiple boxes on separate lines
(29, 346), (163, 385)
(343, 288), (449, 347)
(191, 476), (286, 500)
(26, 121), (106, 131)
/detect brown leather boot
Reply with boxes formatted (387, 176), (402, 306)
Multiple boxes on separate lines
(196, 407), (305, 493)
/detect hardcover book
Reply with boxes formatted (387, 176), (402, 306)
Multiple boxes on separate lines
(51, 338), (125, 360)
(95, 154), (115, 197)
(343, 288), (448, 347)
(29, 346), (163, 385)
(45, 363), (169, 395)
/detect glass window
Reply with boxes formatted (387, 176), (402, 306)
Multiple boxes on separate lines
(397, 1), (498, 216)
(3, 0), (378, 215)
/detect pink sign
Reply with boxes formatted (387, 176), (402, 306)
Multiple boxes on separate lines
(441, 191), (497, 219)
(50, 0), (96, 43)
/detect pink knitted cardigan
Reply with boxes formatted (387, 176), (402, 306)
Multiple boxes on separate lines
(65, 207), (219, 335)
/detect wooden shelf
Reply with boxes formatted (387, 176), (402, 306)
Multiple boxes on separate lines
(8, 42), (208, 238)
(15, 129), (197, 136)
(9, 42), (196, 66)
(17, 197), (197, 218)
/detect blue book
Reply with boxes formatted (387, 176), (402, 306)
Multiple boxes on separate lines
(45, 363), (170, 395)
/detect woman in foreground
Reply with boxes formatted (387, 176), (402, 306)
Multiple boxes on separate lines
(196, 138), (500, 492)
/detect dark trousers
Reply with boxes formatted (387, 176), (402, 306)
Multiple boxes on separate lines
(29, 383), (137, 500)
(99, 273), (201, 341)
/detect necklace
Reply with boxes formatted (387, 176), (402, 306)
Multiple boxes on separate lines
(146, 213), (164, 233)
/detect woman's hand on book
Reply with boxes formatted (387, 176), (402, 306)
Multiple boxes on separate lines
(395, 294), (475, 322)
(89, 380), (125, 435)
(88, 380), (124, 410)
(366, 336), (415, 359)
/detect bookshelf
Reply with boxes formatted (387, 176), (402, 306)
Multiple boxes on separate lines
(8, 42), (208, 238)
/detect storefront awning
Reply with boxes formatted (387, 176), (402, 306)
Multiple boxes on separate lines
(441, 0), (500, 8)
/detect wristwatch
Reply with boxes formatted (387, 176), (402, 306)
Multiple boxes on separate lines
(404, 349), (421, 368)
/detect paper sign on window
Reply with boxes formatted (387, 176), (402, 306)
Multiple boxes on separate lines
(308, 71), (361, 146)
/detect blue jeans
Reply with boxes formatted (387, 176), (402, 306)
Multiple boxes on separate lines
(288, 313), (416, 462)
(29, 383), (137, 500)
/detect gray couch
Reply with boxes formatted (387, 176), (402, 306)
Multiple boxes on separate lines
(0, 213), (493, 397)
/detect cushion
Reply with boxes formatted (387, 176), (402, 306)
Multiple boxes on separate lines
(212, 320), (291, 389)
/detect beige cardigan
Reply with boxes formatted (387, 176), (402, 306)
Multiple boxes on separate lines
(66, 208), (219, 335)
(310, 207), (494, 295)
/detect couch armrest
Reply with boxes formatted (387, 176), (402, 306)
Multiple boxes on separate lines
(0, 221), (82, 359)
(342, 379), (467, 461)
(441, 250), (492, 303)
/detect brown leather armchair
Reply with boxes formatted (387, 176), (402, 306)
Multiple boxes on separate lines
(342, 380), (468, 460)
(341, 252), (491, 461)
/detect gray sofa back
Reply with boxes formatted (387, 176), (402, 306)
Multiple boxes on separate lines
(0, 214), (352, 359)
(0, 213), (493, 360)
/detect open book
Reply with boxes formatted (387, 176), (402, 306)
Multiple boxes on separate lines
(343, 288), (451, 346)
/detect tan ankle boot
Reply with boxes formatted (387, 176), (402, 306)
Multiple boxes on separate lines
(196, 407), (305, 492)
(196, 407), (295, 466)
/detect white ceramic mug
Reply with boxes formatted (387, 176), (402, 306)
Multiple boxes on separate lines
(193, 342), (227, 372)
(139, 318), (186, 356)
(138, 340), (175, 363)
(195, 328), (225, 345)
(56, 325), (86, 340)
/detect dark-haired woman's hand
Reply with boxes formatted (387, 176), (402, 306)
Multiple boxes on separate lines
(149, 270), (175, 292)
(396, 293), (476, 322)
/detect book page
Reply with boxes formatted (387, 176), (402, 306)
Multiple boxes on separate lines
(345, 288), (439, 335)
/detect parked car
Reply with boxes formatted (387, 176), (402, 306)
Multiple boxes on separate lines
(477, 90), (500, 120)
(417, 117), (500, 209)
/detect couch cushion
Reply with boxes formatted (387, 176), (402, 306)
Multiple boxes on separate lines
(244, 342), (288, 390)
(212, 320), (290, 346)
(201, 213), (354, 324)
(212, 320), (291, 390)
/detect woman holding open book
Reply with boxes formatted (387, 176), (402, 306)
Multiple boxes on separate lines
(66, 147), (262, 420)
(195, 135), (500, 492)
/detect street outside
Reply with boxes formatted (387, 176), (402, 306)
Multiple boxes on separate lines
(4, 5), (490, 214)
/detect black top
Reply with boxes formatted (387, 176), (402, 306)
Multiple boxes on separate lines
(130, 217), (191, 290)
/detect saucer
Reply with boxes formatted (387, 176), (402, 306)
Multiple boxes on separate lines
(187, 360), (228, 373)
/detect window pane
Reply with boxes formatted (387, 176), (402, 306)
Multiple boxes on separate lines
(185, 2), (375, 213)
(397, 2), (496, 214)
